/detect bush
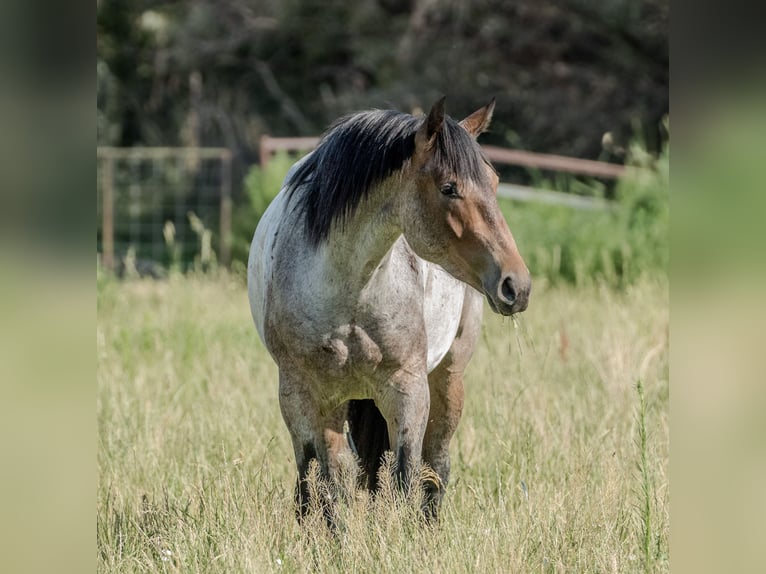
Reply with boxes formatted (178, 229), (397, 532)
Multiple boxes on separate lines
(501, 139), (668, 288)
(230, 153), (300, 267)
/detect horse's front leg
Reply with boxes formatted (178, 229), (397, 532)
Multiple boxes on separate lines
(422, 289), (482, 521)
(377, 370), (431, 495)
(278, 370), (349, 526)
(422, 365), (464, 521)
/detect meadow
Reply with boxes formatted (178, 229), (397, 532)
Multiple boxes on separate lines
(97, 270), (668, 573)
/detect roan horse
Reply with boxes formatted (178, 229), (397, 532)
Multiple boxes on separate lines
(248, 97), (530, 522)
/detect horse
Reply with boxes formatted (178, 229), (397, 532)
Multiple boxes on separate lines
(247, 97), (530, 522)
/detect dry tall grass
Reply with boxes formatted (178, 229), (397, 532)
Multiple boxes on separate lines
(97, 272), (668, 573)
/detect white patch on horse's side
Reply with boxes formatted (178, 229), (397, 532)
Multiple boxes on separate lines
(421, 261), (466, 372)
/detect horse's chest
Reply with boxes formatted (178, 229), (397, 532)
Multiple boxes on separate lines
(317, 323), (384, 378)
(304, 270), (465, 380)
(283, 298), (430, 398)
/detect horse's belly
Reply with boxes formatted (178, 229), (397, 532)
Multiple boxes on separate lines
(422, 263), (466, 372)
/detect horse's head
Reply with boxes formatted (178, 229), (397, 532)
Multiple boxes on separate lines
(400, 97), (531, 315)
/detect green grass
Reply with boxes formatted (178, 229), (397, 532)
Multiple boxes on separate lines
(635, 379), (654, 572)
(97, 272), (669, 573)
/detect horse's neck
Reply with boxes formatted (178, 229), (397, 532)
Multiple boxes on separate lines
(322, 181), (403, 288)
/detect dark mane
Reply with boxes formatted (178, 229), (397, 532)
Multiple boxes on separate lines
(287, 109), (489, 245)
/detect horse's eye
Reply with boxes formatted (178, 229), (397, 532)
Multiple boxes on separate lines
(440, 181), (459, 197)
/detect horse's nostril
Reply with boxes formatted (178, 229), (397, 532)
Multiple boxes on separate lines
(500, 276), (516, 304)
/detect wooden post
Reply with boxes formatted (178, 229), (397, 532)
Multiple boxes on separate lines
(260, 134), (271, 168)
(101, 152), (115, 271)
(219, 150), (232, 266)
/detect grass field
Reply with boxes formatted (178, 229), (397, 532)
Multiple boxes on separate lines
(97, 271), (668, 573)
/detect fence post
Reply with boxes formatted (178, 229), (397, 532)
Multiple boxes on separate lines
(260, 134), (271, 168)
(219, 150), (232, 266)
(101, 151), (115, 271)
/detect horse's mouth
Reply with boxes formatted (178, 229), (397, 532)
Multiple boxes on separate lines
(484, 291), (527, 317)
(485, 292), (516, 316)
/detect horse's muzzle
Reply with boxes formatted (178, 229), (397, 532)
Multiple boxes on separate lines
(489, 271), (531, 315)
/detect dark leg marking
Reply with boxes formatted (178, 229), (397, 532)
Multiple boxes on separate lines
(295, 442), (317, 521)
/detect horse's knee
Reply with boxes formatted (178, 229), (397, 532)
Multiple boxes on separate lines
(381, 376), (430, 441)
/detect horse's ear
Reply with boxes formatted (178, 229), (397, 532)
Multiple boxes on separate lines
(415, 96), (446, 152)
(459, 98), (495, 138)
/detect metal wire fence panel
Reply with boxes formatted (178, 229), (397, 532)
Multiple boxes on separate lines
(97, 148), (231, 273)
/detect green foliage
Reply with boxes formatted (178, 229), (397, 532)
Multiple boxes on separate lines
(230, 153), (300, 266)
(502, 141), (668, 288)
